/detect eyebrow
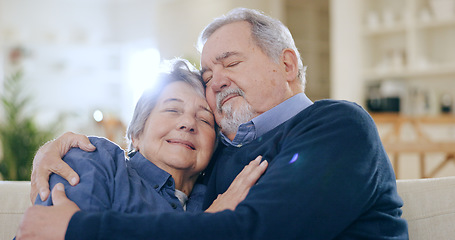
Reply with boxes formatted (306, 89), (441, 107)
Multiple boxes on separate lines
(216, 51), (240, 62)
(201, 51), (241, 76)
(163, 98), (183, 104)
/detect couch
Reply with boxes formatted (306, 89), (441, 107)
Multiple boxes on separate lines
(1, 177), (455, 240)
(0, 181), (31, 240)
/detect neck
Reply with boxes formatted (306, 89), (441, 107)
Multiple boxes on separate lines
(226, 132), (237, 141)
(143, 154), (198, 196)
(169, 170), (198, 196)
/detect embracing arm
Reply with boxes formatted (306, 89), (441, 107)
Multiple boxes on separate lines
(17, 183), (80, 240)
(64, 102), (407, 239)
(17, 155), (268, 240)
(30, 132), (95, 202)
(23, 102), (407, 239)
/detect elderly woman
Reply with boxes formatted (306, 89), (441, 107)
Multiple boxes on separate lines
(34, 59), (266, 213)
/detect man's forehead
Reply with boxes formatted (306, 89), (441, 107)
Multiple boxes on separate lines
(201, 22), (251, 55)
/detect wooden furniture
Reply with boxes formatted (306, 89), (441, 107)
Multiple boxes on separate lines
(361, 0), (455, 82)
(372, 113), (455, 178)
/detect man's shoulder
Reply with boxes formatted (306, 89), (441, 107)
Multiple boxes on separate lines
(308, 99), (365, 114)
(277, 99), (376, 141)
(289, 99), (369, 124)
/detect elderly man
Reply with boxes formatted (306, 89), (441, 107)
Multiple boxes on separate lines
(17, 8), (408, 240)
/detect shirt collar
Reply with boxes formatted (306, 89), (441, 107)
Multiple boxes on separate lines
(221, 93), (313, 147)
(128, 152), (173, 191)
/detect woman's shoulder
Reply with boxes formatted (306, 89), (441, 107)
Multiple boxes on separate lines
(64, 136), (127, 171)
(88, 136), (124, 152)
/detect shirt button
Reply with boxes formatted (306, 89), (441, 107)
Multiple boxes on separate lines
(171, 203), (177, 209)
(166, 180), (173, 187)
(153, 184), (159, 189)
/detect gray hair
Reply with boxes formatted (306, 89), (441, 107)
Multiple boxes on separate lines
(197, 8), (306, 88)
(126, 58), (214, 152)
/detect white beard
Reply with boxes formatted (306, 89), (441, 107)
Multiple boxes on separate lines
(217, 89), (257, 136)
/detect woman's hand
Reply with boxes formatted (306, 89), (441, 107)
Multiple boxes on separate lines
(17, 183), (80, 240)
(30, 132), (96, 203)
(205, 156), (268, 213)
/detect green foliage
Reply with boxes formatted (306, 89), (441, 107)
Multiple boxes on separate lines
(0, 71), (57, 180)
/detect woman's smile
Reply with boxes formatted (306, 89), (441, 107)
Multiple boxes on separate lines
(166, 139), (196, 150)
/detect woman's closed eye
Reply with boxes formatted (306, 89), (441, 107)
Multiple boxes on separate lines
(163, 108), (182, 114)
(199, 117), (213, 126)
(197, 112), (214, 127)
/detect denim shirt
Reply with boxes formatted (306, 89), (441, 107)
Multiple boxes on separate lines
(35, 137), (205, 213)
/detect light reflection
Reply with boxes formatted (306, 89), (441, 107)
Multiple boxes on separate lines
(127, 48), (161, 104)
(93, 109), (104, 122)
(289, 153), (299, 164)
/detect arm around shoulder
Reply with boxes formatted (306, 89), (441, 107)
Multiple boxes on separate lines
(31, 132), (96, 202)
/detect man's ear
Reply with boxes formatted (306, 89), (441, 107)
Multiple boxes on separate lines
(281, 48), (299, 82)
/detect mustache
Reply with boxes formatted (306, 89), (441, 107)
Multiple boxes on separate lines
(216, 88), (245, 112)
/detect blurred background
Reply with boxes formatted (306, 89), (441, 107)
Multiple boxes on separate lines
(0, 0), (454, 180)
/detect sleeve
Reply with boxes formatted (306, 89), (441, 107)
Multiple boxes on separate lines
(66, 102), (407, 239)
(34, 137), (120, 211)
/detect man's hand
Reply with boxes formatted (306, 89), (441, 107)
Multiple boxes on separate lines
(17, 183), (80, 240)
(205, 156), (268, 213)
(30, 132), (95, 203)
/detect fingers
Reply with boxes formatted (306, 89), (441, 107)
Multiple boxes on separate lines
(33, 152), (79, 202)
(36, 176), (50, 202)
(30, 167), (48, 202)
(30, 132), (91, 203)
(229, 156), (267, 197)
(50, 161), (80, 186)
(205, 156), (268, 213)
(51, 182), (80, 211)
(18, 184), (79, 240)
(60, 132), (96, 154)
(51, 183), (68, 205)
(235, 156), (268, 188)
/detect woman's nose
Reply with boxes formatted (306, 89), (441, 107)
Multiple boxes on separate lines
(178, 115), (196, 133)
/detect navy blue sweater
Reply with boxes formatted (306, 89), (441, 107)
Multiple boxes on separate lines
(67, 100), (408, 239)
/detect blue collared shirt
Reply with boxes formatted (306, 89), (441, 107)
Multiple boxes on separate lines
(35, 137), (205, 213)
(221, 93), (313, 147)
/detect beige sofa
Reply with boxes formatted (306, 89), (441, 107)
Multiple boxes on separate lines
(1, 177), (455, 240)
(0, 181), (31, 240)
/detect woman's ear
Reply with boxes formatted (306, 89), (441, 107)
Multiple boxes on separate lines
(131, 137), (139, 151)
(281, 48), (299, 82)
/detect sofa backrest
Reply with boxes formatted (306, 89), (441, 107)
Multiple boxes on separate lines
(397, 176), (455, 240)
(0, 181), (31, 240)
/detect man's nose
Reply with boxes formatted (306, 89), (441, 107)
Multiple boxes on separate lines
(210, 69), (231, 92)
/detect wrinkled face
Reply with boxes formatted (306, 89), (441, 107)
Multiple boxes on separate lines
(134, 81), (216, 178)
(201, 21), (290, 139)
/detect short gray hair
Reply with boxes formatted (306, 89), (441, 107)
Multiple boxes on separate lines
(126, 59), (208, 152)
(197, 8), (306, 88)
